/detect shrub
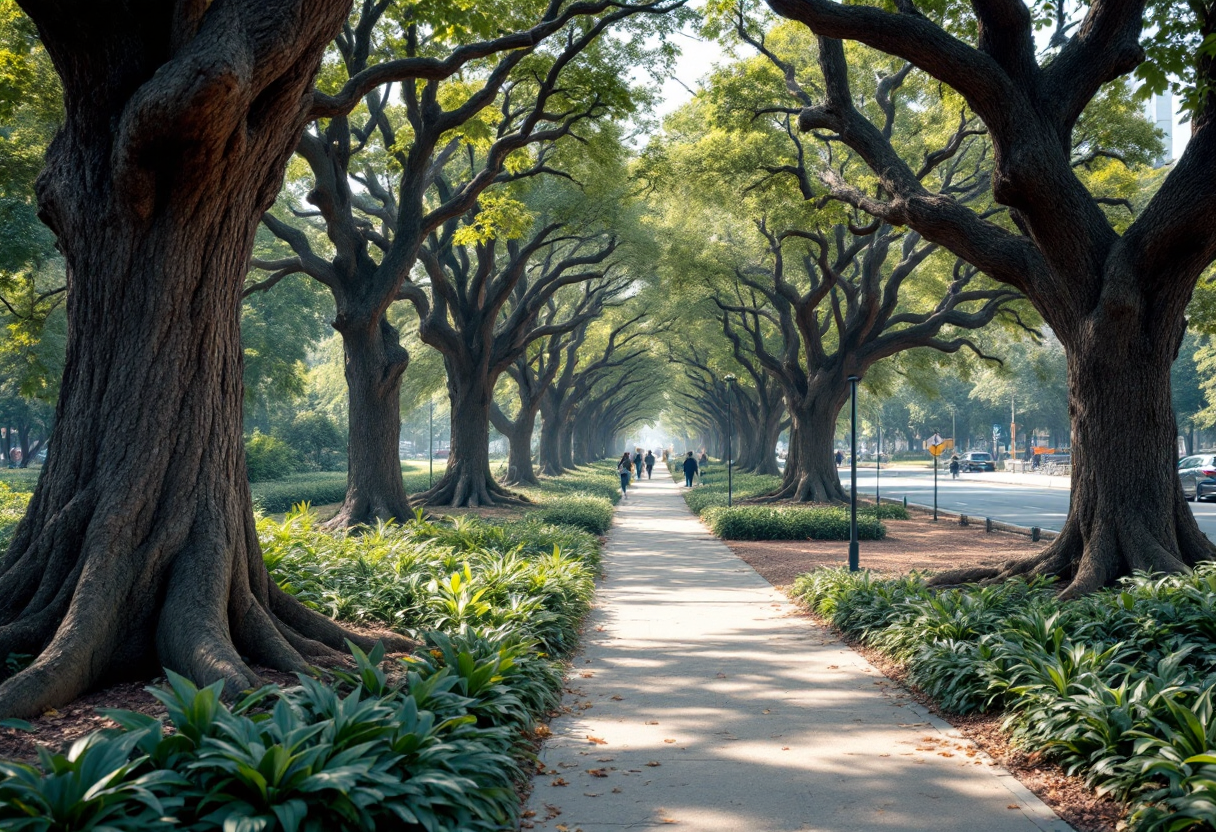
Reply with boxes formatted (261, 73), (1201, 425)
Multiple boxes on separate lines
(534, 495), (615, 535)
(277, 411), (346, 471)
(682, 472), (783, 515)
(703, 505), (886, 541)
(1, 502), (602, 830)
(244, 430), (300, 482)
(250, 472), (348, 513)
(0, 483), (31, 550)
(787, 565), (1216, 829)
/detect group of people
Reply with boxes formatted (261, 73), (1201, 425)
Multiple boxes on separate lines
(617, 448), (657, 496)
(616, 448), (711, 495)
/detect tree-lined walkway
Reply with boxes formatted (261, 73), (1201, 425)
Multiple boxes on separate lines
(524, 474), (1071, 831)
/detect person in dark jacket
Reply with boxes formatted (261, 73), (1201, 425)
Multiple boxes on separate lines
(949, 454), (960, 479)
(835, 450), (844, 467)
(633, 449), (644, 482)
(682, 451), (698, 487)
(644, 450), (655, 479)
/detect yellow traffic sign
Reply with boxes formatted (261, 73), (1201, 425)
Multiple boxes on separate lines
(929, 442), (947, 457)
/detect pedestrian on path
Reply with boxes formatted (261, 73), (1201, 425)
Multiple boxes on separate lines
(682, 451), (698, 487)
(949, 454), (961, 479)
(617, 453), (633, 496)
(644, 450), (655, 479)
(835, 449), (844, 467)
(633, 448), (644, 483)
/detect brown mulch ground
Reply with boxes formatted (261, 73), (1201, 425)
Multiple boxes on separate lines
(724, 513), (1125, 832)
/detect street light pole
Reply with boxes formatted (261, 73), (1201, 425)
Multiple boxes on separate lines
(876, 418), (881, 509)
(429, 396), (434, 487)
(848, 375), (860, 572)
(724, 374), (736, 507)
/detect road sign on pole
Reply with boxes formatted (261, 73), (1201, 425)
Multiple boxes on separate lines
(992, 424), (1001, 438)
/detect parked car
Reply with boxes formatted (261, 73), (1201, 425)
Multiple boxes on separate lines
(959, 451), (995, 472)
(1178, 454), (1216, 501)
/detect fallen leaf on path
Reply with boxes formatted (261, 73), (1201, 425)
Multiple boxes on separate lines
(584, 792), (601, 797)
(762, 709), (770, 714)
(1007, 805), (1019, 810)
(544, 804), (562, 820)
(534, 725), (551, 738)
(612, 787), (623, 793)
(579, 672), (594, 678)
(663, 739), (675, 743)
(587, 769), (609, 777)
(596, 757), (614, 762)
(610, 695), (623, 701)
(522, 811), (536, 819)
(781, 747), (790, 751)
(551, 778), (568, 787)
(938, 752), (954, 758)
(827, 665), (839, 669)
(586, 735), (607, 745)
(645, 761), (661, 767)
(645, 720), (659, 725)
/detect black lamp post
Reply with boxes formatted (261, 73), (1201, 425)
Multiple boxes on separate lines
(724, 374), (736, 507)
(848, 375), (860, 572)
(428, 396), (434, 487)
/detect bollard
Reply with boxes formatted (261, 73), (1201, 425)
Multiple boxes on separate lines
(1031, 526), (1041, 542)
(985, 517), (993, 533)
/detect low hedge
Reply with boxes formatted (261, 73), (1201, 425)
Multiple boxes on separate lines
(250, 472), (349, 513)
(0, 484), (31, 550)
(533, 495), (615, 535)
(682, 472), (783, 515)
(703, 505), (886, 541)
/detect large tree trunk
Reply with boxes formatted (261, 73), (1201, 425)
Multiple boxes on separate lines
(418, 365), (524, 507)
(537, 398), (567, 476)
(934, 313), (1216, 597)
(324, 315), (412, 527)
(493, 403), (540, 486)
(756, 388), (848, 503)
(0, 0), (410, 719)
(750, 407), (784, 477)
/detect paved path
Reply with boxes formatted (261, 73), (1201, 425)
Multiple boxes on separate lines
(522, 474), (1072, 832)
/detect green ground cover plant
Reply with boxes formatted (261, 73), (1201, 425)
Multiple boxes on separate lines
(703, 505), (887, 540)
(1, 472), (607, 830)
(0, 483), (31, 550)
(790, 566), (1216, 830)
(0, 469), (40, 491)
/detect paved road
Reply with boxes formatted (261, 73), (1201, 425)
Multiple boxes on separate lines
(523, 474), (1071, 832)
(848, 468), (1216, 539)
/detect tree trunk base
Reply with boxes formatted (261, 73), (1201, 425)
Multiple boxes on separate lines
(0, 524), (416, 717)
(928, 505), (1216, 599)
(415, 472), (532, 508)
(749, 470), (847, 504)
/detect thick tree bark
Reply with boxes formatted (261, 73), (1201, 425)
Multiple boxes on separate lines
(0, 0), (410, 718)
(537, 397), (568, 476)
(492, 402), (540, 486)
(324, 315), (412, 527)
(933, 312), (1216, 597)
(417, 362), (524, 507)
(756, 387), (848, 503)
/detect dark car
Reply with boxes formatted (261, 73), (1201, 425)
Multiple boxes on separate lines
(959, 451), (995, 472)
(1178, 454), (1216, 501)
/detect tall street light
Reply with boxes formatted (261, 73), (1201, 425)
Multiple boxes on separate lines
(724, 374), (736, 507)
(848, 375), (860, 572)
(429, 396), (434, 487)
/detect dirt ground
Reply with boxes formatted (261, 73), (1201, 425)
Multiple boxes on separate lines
(724, 514), (1124, 832)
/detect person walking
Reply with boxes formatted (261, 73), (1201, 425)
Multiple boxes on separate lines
(835, 449), (844, 467)
(682, 451), (698, 488)
(633, 448), (644, 483)
(618, 452), (634, 497)
(644, 450), (655, 479)
(949, 454), (960, 479)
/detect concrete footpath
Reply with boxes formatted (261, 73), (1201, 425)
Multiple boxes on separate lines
(521, 474), (1072, 832)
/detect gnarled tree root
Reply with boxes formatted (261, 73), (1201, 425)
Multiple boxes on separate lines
(928, 512), (1216, 599)
(416, 472), (533, 508)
